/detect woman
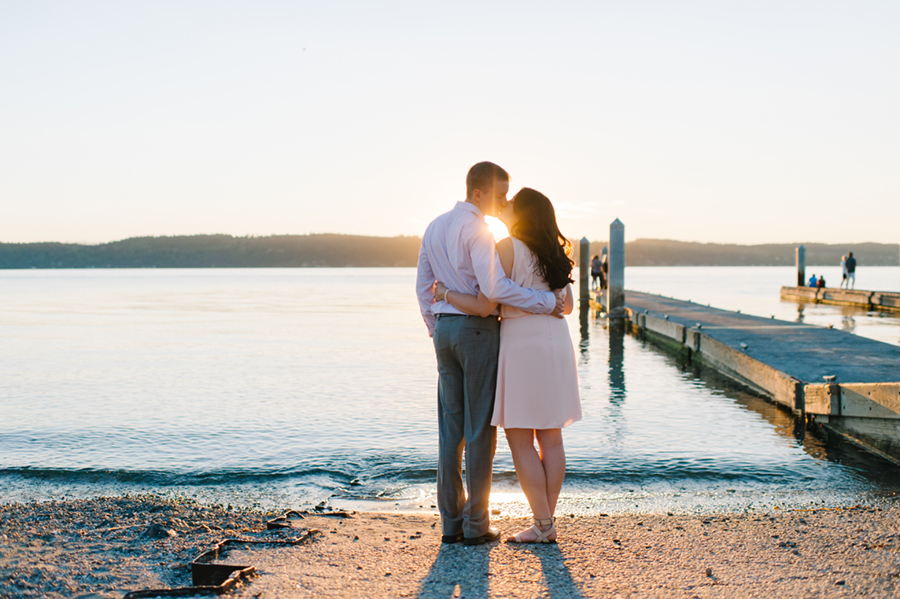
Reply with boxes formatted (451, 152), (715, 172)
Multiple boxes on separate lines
(840, 255), (848, 289)
(434, 187), (581, 543)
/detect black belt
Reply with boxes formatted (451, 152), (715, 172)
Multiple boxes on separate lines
(436, 313), (498, 320)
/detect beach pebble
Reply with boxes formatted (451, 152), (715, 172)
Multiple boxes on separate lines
(706, 567), (713, 577)
(191, 524), (213, 534)
(143, 523), (176, 539)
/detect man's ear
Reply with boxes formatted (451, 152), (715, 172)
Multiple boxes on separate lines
(470, 188), (483, 207)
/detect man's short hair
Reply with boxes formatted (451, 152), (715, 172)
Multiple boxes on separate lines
(466, 162), (510, 199)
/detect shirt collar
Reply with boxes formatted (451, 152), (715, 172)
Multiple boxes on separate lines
(454, 201), (484, 219)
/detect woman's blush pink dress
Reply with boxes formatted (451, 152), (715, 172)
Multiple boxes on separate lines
(491, 238), (582, 430)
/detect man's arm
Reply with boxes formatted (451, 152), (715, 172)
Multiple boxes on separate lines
(469, 228), (556, 314)
(415, 241), (437, 336)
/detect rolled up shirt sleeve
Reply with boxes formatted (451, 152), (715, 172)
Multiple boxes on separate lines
(415, 240), (437, 336)
(469, 228), (555, 313)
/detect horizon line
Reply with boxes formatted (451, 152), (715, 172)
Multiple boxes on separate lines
(1, 233), (897, 248)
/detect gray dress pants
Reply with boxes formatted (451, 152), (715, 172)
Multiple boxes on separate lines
(432, 314), (500, 538)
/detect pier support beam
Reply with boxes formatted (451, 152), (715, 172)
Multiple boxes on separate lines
(607, 219), (625, 318)
(579, 237), (590, 334)
(796, 245), (806, 287)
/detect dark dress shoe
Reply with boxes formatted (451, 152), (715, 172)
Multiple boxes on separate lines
(463, 526), (501, 546)
(441, 533), (463, 544)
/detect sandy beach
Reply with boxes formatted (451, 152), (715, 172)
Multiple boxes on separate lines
(2, 495), (899, 598)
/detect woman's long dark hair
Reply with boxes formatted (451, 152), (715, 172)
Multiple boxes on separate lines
(509, 188), (574, 290)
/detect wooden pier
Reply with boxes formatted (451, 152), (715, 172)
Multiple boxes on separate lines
(781, 286), (900, 313)
(593, 289), (900, 463)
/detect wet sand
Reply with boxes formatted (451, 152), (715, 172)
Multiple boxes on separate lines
(2, 496), (899, 598)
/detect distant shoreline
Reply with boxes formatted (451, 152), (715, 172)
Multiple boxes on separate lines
(1, 234), (898, 269)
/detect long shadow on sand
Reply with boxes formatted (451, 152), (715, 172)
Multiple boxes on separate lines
(508, 543), (586, 598)
(416, 543), (492, 598)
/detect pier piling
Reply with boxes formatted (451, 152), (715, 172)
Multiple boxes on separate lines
(796, 245), (806, 287)
(579, 237), (589, 304)
(608, 219), (625, 318)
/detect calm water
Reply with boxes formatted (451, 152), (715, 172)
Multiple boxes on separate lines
(1, 267), (898, 513)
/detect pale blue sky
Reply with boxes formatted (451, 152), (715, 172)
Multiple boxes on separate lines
(1, 1), (898, 244)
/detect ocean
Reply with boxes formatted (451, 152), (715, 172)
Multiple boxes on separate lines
(1, 266), (898, 514)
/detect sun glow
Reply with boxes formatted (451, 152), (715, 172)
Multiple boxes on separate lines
(486, 216), (509, 241)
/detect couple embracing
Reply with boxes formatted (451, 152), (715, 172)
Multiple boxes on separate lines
(416, 162), (582, 546)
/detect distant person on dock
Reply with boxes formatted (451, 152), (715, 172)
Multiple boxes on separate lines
(434, 187), (581, 544)
(601, 253), (609, 290)
(416, 162), (563, 547)
(817, 275), (826, 289)
(840, 255), (849, 289)
(808, 274), (818, 288)
(846, 252), (857, 289)
(590, 255), (602, 289)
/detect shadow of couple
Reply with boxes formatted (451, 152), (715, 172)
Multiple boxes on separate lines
(415, 540), (585, 598)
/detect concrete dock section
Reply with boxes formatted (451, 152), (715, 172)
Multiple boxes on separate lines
(594, 290), (900, 463)
(781, 286), (900, 313)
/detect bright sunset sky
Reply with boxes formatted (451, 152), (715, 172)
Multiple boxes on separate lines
(1, 1), (898, 245)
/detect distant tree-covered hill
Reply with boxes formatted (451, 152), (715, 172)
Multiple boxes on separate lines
(1, 235), (897, 268)
(0, 234), (422, 268)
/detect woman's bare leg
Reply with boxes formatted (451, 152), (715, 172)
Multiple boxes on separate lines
(504, 428), (556, 541)
(535, 428), (565, 516)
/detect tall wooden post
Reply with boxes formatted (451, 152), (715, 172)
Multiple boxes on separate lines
(579, 237), (590, 305)
(796, 245), (806, 287)
(607, 219), (625, 317)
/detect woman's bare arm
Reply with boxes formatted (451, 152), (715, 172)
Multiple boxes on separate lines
(563, 283), (574, 315)
(434, 282), (498, 317)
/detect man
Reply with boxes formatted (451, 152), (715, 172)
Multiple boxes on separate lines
(415, 162), (562, 546)
(846, 252), (857, 289)
(590, 255), (602, 289)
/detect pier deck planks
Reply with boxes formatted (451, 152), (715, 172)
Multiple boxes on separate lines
(622, 291), (900, 385)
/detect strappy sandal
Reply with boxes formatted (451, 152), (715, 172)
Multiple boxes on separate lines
(508, 517), (556, 543)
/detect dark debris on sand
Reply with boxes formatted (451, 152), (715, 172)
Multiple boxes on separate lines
(0, 495), (289, 599)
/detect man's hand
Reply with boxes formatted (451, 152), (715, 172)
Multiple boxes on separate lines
(434, 281), (448, 302)
(551, 288), (565, 318)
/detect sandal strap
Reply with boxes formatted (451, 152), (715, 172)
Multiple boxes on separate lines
(533, 517), (554, 527)
(533, 523), (556, 543)
(513, 524), (541, 543)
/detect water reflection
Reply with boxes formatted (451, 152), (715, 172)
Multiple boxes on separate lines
(795, 303), (806, 323)
(840, 306), (857, 333)
(639, 335), (900, 489)
(578, 302), (590, 360)
(608, 318), (626, 406)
